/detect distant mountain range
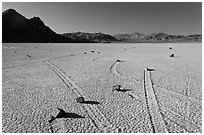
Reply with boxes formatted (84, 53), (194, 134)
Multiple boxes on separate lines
(114, 32), (202, 43)
(2, 9), (202, 43)
(62, 32), (118, 43)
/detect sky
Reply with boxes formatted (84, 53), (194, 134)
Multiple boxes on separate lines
(2, 2), (202, 35)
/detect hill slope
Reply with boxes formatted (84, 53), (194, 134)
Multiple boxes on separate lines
(2, 9), (201, 43)
(2, 9), (74, 43)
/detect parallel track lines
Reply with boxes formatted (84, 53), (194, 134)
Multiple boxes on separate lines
(110, 61), (201, 133)
(110, 61), (168, 132)
(160, 106), (201, 132)
(110, 61), (200, 103)
(143, 68), (168, 133)
(45, 60), (116, 133)
(113, 61), (200, 103)
(153, 85), (201, 104)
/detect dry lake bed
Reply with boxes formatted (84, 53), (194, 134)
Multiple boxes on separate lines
(2, 43), (202, 133)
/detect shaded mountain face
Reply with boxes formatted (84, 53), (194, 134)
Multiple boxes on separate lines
(114, 32), (202, 43)
(2, 9), (201, 43)
(2, 9), (74, 43)
(62, 32), (119, 43)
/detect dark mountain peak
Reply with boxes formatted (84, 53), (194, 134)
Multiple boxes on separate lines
(30, 16), (41, 21)
(2, 9), (74, 43)
(3, 8), (17, 14)
(3, 8), (26, 19)
(29, 16), (45, 26)
(2, 8), (27, 30)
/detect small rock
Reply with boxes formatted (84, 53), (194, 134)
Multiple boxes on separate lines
(76, 97), (85, 103)
(170, 53), (174, 57)
(112, 85), (121, 92)
(116, 59), (121, 62)
(27, 54), (31, 58)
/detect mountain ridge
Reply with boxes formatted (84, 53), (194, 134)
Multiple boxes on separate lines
(62, 32), (119, 43)
(3, 8), (75, 43)
(2, 9), (202, 43)
(114, 32), (202, 43)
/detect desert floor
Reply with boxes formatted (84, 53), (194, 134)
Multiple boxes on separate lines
(2, 43), (202, 133)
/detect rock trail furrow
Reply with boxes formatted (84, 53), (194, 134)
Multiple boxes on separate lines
(110, 61), (143, 84)
(45, 60), (116, 133)
(185, 68), (191, 131)
(160, 106), (201, 132)
(110, 61), (200, 103)
(153, 85), (201, 103)
(110, 61), (201, 133)
(110, 61), (143, 101)
(110, 61), (168, 133)
(143, 68), (168, 133)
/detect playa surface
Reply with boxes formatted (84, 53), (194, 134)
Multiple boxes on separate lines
(2, 43), (202, 133)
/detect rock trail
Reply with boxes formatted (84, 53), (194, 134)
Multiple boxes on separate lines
(160, 106), (202, 133)
(45, 60), (117, 133)
(143, 68), (168, 133)
(185, 68), (191, 131)
(110, 60), (201, 133)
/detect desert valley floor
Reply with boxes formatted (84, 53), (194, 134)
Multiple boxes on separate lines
(2, 43), (202, 133)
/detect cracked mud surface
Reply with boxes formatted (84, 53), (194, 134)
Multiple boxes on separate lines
(2, 43), (201, 133)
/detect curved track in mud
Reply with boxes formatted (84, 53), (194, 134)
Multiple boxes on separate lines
(110, 61), (143, 84)
(110, 61), (168, 133)
(45, 60), (117, 133)
(110, 60), (201, 133)
(110, 60), (201, 103)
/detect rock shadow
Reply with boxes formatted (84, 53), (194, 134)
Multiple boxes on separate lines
(116, 88), (132, 92)
(82, 101), (100, 105)
(146, 68), (155, 71)
(116, 59), (124, 62)
(49, 108), (85, 123)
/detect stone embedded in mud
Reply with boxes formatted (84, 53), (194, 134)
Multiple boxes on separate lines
(76, 97), (85, 103)
(27, 54), (31, 58)
(146, 68), (155, 71)
(112, 85), (122, 92)
(170, 53), (174, 57)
